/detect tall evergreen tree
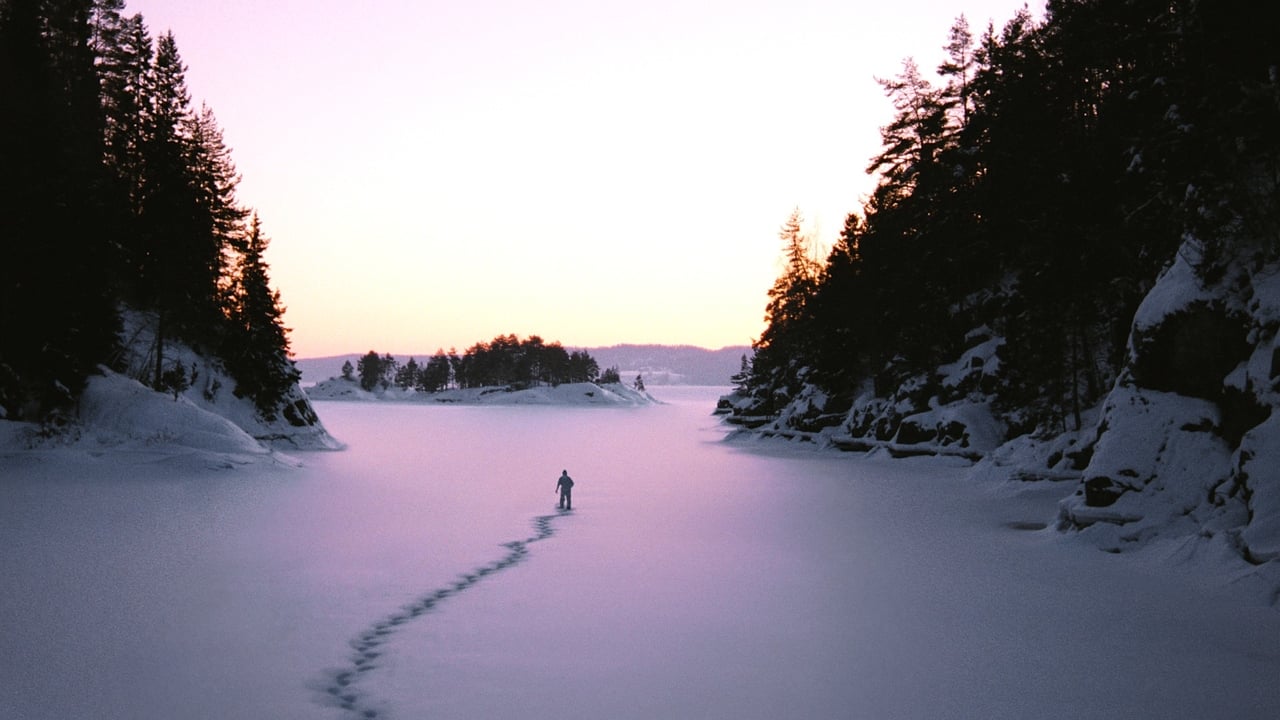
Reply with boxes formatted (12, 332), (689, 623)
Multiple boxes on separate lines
(95, 9), (150, 216)
(807, 212), (871, 393)
(420, 351), (451, 392)
(0, 0), (120, 419)
(185, 102), (246, 289)
(868, 58), (949, 205)
(135, 30), (199, 384)
(747, 209), (821, 409)
(222, 212), (299, 417)
(395, 357), (419, 389)
(1, 3), (305, 424)
(937, 15), (976, 128)
(356, 351), (382, 392)
(135, 32), (247, 385)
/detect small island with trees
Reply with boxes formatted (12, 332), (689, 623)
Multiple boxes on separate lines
(308, 334), (654, 406)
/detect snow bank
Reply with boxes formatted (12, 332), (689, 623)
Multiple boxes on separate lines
(113, 310), (342, 452)
(1130, 249), (1220, 334)
(1058, 384), (1235, 534)
(0, 370), (307, 470)
(1239, 413), (1280, 561)
(1053, 246), (1280, 594)
(0, 310), (344, 466)
(77, 370), (272, 459)
(307, 377), (658, 407)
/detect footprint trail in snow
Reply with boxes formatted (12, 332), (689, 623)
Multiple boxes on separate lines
(317, 509), (571, 719)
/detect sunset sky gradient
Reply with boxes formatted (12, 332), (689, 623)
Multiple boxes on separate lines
(125, 0), (1037, 358)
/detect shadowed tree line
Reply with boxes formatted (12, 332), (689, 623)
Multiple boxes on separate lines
(346, 335), (611, 392)
(739, 0), (1278, 436)
(1, 0), (299, 420)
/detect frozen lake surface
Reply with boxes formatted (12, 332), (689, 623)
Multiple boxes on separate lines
(3, 386), (1279, 719)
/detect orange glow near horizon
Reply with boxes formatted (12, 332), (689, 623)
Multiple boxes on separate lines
(124, 0), (1041, 359)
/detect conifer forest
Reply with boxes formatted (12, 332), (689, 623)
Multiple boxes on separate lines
(1, 0), (298, 421)
(735, 1), (1278, 441)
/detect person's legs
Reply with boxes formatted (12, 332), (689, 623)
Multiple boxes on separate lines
(564, 488), (571, 510)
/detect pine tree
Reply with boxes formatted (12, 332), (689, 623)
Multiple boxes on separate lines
(1, 3), (307, 423)
(95, 9), (150, 215)
(938, 15), (976, 128)
(729, 354), (752, 392)
(567, 350), (599, 384)
(135, 30), (200, 385)
(747, 209), (821, 409)
(395, 357), (419, 389)
(540, 341), (571, 386)
(868, 58), (949, 205)
(806, 212), (872, 393)
(222, 212), (299, 417)
(763, 209), (819, 338)
(356, 351), (382, 392)
(380, 353), (397, 389)
(420, 351), (451, 392)
(185, 102), (247, 307)
(0, 0), (120, 418)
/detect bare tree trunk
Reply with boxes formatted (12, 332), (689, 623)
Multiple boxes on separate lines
(1070, 318), (1082, 432)
(153, 310), (164, 389)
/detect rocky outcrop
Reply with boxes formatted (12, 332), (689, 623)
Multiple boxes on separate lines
(1058, 249), (1279, 580)
(722, 328), (1007, 459)
(721, 247), (1280, 594)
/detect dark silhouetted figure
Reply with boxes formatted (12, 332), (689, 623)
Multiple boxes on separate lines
(555, 470), (575, 510)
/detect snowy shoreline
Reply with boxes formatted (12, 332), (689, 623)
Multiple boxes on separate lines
(720, 250), (1280, 603)
(305, 376), (659, 407)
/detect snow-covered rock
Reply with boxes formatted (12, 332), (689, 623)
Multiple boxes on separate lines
(720, 242), (1280, 596)
(113, 310), (342, 452)
(727, 328), (1009, 459)
(1058, 384), (1235, 535)
(938, 327), (1003, 393)
(77, 369), (274, 459)
(1055, 246), (1279, 587)
(0, 369), (312, 469)
(1236, 413), (1280, 562)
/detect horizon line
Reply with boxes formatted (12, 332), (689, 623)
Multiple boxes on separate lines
(293, 342), (754, 361)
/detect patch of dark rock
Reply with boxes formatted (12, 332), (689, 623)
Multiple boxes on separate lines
(1218, 387), (1271, 447)
(1066, 444), (1094, 470)
(939, 420), (967, 444)
(895, 420), (937, 445)
(1129, 302), (1249, 400)
(1005, 521), (1048, 531)
(1084, 476), (1123, 507)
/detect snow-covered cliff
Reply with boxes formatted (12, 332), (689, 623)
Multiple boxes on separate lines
(1056, 247), (1279, 588)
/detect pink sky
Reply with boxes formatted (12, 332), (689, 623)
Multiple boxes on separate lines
(124, 0), (1039, 358)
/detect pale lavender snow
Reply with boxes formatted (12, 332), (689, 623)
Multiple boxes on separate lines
(2, 387), (1279, 720)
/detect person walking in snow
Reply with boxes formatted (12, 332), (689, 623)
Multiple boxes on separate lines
(555, 469), (575, 510)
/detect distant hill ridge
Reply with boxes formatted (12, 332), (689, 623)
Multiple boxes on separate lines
(294, 344), (749, 387)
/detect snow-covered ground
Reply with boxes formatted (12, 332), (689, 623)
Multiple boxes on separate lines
(3, 387), (1279, 719)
